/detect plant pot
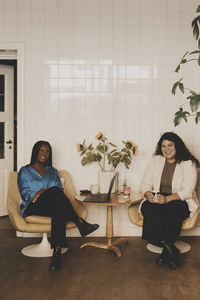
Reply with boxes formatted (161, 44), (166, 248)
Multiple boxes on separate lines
(98, 170), (116, 193)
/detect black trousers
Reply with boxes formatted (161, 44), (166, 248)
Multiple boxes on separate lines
(24, 186), (79, 248)
(141, 200), (190, 246)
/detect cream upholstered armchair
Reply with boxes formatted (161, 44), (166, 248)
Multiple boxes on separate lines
(128, 170), (200, 253)
(7, 170), (87, 257)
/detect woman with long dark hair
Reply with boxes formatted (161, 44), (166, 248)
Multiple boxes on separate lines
(18, 140), (99, 272)
(140, 132), (199, 269)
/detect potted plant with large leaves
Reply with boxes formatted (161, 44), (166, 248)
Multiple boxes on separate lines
(172, 5), (200, 126)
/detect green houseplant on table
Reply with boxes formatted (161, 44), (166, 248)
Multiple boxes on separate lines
(172, 5), (200, 126)
(77, 132), (138, 193)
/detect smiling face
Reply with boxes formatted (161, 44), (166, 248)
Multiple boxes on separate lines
(161, 139), (176, 163)
(36, 144), (50, 165)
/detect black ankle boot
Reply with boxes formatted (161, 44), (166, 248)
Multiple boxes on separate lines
(75, 218), (99, 237)
(156, 247), (168, 265)
(49, 247), (61, 272)
(162, 242), (181, 270)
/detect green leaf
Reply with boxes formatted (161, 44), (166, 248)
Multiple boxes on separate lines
(179, 82), (184, 93)
(173, 108), (190, 126)
(81, 156), (88, 166)
(88, 143), (93, 150)
(96, 144), (108, 154)
(124, 162), (129, 169)
(109, 149), (117, 154)
(174, 115), (182, 126)
(121, 147), (128, 152)
(182, 115), (188, 122)
(172, 82), (178, 94)
(174, 64), (180, 73)
(195, 112), (200, 124)
(192, 16), (200, 27)
(188, 95), (200, 112)
(113, 158), (120, 168)
(193, 23), (199, 40)
(172, 79), (183, 94)
(80, 149), (86, 156)
(198, 54), (200, 65)
(96, 153), (102, 161)
(112, 151), (120, 156)
(109, 142), (116, 147)
(175, 107), (183, 115)
(125, 157), (131, 165)
(198, 39), (200, 49)
(196, 5), (200, 13)
(127, 151), (131, 157)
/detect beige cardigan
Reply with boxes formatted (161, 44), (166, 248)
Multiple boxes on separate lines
(140, 155), (199, 217)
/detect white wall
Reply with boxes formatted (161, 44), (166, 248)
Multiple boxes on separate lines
(1, 0), (200, 236)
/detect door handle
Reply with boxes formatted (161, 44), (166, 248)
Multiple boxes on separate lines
(6, 140), (13, 144)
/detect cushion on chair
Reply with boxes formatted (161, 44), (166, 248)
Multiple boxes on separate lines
(25, 215), (77, 229)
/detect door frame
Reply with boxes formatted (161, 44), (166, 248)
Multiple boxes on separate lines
(0, 43), (25, 170)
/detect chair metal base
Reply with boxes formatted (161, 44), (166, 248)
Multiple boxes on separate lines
(21, 233), (68, 257)
(147, 241), (191, 254)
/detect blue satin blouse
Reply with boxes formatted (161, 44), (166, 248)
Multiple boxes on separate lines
(17, 165), (64, 217)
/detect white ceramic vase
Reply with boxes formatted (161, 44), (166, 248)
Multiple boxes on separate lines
(98, 170), (116, 193)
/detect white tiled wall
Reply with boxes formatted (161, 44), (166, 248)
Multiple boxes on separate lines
(1, 0), (200, 236)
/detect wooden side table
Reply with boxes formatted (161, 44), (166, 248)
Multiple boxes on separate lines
(76, 192), (142, 257)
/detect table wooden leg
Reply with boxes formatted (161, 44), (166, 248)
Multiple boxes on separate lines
(106, 206), (113, 246)
(106, 206), (122, 257)
(80, 205), (126, 257)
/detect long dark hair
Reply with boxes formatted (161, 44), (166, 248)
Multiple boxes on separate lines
(155, 132), (200, 167)
(29, 140), (52, 167)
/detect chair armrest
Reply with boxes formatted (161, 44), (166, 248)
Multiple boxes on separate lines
(7, 199), (27, 232)
(59, 170), (88, 219)
(128, 203), (143, 227)
(182, 208), (200, 230)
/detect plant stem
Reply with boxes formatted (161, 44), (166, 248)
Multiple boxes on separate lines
(186, 58), (198, 62)
(97, 159), (104, 171)
(103, 140), (106, 170)
(184, 87), (193, 92)
(180, 101), (191, 107)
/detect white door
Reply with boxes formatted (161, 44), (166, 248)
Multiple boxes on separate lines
(0, 65), (14, 216)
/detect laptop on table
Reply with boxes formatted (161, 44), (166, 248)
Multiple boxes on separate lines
(84, 174), (116, 203)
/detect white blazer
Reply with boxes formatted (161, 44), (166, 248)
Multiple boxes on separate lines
(140, 155), (199, 217)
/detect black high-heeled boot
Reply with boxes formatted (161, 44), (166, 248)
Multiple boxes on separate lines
(75, 218), (99, 237)
(49, 247), (61, 272)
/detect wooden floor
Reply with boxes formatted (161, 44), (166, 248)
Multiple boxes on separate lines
(1, 216), (200, 300)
